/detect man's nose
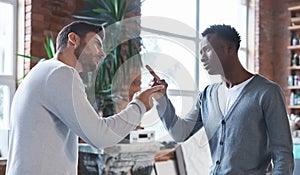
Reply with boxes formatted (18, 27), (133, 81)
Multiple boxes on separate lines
(200, 53), (207, 62)
(99, 50), (106, 59)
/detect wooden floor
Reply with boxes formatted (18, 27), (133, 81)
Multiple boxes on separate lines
(0, 158), (6, 175)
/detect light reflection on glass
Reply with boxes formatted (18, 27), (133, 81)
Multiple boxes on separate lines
(0, 2), (14, 75)
(0, 85), (10, 129)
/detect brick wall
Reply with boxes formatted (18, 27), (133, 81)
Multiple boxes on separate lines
(256, 0), (289, 85)
(256, 0), (300, 105)
(24, 0), (140, 70)
(24, 0), (84, 72)
(24, 0), (142, 113)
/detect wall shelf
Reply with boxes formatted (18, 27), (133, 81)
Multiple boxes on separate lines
(291, 17), (300, 24)
(288, 5), (300, 115)
(288, 25), (300, 30)
(288, 5), (300, 12)
(288, 45), (300, 50)
(288, 66), (300, 70)
(288, 105), (300, 109)
(288, 86), (300, 90)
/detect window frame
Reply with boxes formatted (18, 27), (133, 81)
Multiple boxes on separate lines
(141, 0), (249, 92)
(140, 0), (251, 141)
(0, 0), (18, 157)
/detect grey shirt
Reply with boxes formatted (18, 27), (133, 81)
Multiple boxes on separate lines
(156, 74), (294, 175)
(6, 60), (146, 175)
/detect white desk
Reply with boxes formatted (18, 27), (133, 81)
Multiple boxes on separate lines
(79, 142), (160, 175)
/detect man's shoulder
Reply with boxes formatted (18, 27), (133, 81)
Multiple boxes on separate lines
(251, 74), (278, 86)
(250, 74), (283, 93)
(38, 59), (70, 69)
(202, 82), (222, 93)
(37, 60), (75, 75)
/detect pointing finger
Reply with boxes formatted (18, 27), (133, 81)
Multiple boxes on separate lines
(146, 85), (165, 93)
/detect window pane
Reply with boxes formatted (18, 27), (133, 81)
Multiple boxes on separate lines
(200, 0), (246, 33)
(239, 49), (247, 68)
(0, 130), (8, 157)
(141, 37), (197, 91)
(141, 0), (196, 37)
(199, 0), (247, 67)
(0, 85), (10, 129)
(0, 2), (14, 75)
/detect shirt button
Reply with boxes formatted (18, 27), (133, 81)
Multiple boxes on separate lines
(220, 141), (224, 145)
(221, 120), (226, 125)
(216, 160), (220, 165)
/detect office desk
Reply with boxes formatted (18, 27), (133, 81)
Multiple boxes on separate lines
(79, 142), (160, 175)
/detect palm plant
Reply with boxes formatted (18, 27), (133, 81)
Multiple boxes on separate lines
(17, 34), (55, 61)
(17, 34), (55, 82)
(74, 0), (143, 117)
(43, 34), (56, 59)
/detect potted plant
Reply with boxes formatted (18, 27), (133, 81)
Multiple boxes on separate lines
(74, 0), (143, 117)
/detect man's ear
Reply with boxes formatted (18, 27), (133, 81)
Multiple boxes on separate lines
(68, 32), (80, 48)
(227, 42), (236, 54)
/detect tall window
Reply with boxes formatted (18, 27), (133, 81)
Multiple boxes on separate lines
(0, 0), (17, 157)
(140, 0), (248, 141)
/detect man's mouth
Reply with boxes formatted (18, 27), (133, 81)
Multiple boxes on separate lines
(202, 62), (209, 68)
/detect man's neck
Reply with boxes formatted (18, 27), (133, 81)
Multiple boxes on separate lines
(55, 51), (82, 72)
(222, 66), (253, 88)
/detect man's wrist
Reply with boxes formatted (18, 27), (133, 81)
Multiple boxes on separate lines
(129, 99), (146, 115)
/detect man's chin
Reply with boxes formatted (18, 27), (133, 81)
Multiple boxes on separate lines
(205, 68), (214, 74)
(82, 65), (98, 72)
(206, 68), (222, 75)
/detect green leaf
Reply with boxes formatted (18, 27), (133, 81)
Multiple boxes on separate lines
(16, 73), (28, 84)
(73, 10), (99, 17)
(92, 8), (107, 14)
(73, 14), (100, 21)
(118, 0), (127, 20)
(49, 34), (55, 57)
(98, 88), (112, 94)
(16, 54), (40, 62)
(44, 34), (55, 59)
(114, 0), (118, 17)
(101, 0), (113, 13)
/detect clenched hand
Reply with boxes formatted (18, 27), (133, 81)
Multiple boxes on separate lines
(134, 85), (165, 111)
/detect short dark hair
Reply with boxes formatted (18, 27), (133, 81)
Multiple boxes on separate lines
(202, 24), (241, 51)
(56, 21), (104, 51)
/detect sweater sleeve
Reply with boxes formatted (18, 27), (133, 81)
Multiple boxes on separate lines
(262, 84), (294, 175)
(43, 66), (145, 148)
(155, 94), (203, 142)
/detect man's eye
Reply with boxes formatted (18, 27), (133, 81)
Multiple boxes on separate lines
(204, 48), (211, 52)
(201, 47), (209, 54)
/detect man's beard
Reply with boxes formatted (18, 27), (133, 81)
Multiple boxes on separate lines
(74, 42), (97, 72)
(74, 42), (85, 60)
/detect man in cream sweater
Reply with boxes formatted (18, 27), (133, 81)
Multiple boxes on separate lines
(6, 21), (164, 175)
